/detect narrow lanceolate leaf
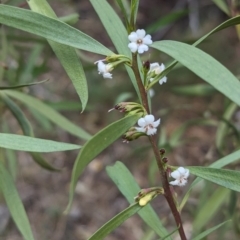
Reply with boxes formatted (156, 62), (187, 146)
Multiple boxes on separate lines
(180, 149), (240, 209)
(1, 93), (60, 171)
(59, 13), (79, 25)
(90, 0), (140, 99)
(0, 79), (49, 90)
(27, 0), (88, 111)
(192, 220), (231, 240)
(0, 4), (113, 56)
(130, 0), (139, 26)
(150, 15), (240, 88)
(0, 133), (81, 152)
(151, 41), (240, 106)
(106, 162), (171, 239)
(66, 115), (139, 212)
(90, 0), (129, 56)
(0, 161), (34, 240)
(3, 90), (91, 140)
(188, 167), (240, 192)
(88, 203), (142, 240)
(211, 0), (230, 16)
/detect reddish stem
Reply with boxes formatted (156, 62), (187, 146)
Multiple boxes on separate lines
(131, 53), (187, 240)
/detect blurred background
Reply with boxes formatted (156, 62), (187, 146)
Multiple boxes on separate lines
(0, 0), (240, 239)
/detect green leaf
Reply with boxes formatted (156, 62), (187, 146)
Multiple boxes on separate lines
(2, 122), (18, 179)
(188, 167), (240, 192)
(130, 0), (139, 27)
(106, 161), (171, 239)
(211, 0), (230, 16)
(0, 133), (81, 152)
(193, 15), (240, 46)
(0, 161), (35, 240)
(59, 13), (79, 25)
(66, 115), (139, 212)
(115, 0), (130, 29)
(1, 93), (60, 171)
(3, 90), (91, 140)
(193, 187), (229, 233)
(90, 0), (140, 99)
(90, 0), (129, 56)
(88, 203), (142, 240)
(150, 15), (240, 88)
(0, 4), (113, 56)
(27, 0), (88, 111)
(192, 220), (231, 240)
(0, 79), (49, 90)
(180, 149), (240, 209)
(151, 40), (240, 106)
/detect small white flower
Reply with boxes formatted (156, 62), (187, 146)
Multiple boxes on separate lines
(169, 167), (189, 187)
(96, 60), (113, 79)
(149, 63), (167, 85)
(128, 29), (152, 54)
(135, 114), (160, 136)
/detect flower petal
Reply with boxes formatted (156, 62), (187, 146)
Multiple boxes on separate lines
(137, 117), (146, 127)
(171, 170), (181, 179)
(169, 180), (179, 186)
(138, 44), (148, 54)
(149, 62), (160, 73)
(143, 34), (152, 45)
(136, 29), (146, 38)
(128, 42), (138, 53)
(128, 32), (138, 42)
(152, 118), (160, 127)
(147, 127), (157, 135)
(103, 72), (112, 79)
(179, 179), (187, 186)
(97, 61), (106, 73)
(159, 76), (167, 85)
(144, 114), (154, 124)
(135, 127), (145, 133)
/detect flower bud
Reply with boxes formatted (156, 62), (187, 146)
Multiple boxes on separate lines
(109, 102), (145, 116)
(134, 187), (164, 206)
(122, 128), (144, 142)
(159, 148), (165, 156)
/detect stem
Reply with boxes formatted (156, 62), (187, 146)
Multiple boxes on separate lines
(131, 54), (187, 240)
(131, 54), (149, 112)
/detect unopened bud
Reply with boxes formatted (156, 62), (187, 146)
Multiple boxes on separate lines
(162, 157), (168, 163)
(109, 102), (145, 116)
(159, 148), (165, 156)
(122, 128), (144, 142)
(134, 187), (164, 206)
(143, 60), (150, 71)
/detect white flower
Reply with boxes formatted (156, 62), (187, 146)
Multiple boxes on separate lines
(169, 167), (189, 187)
(128, 29), (152, 54)
(135, 114), (160, 136)
(149, 63), (167, 85)
(96, 60), (113, 79)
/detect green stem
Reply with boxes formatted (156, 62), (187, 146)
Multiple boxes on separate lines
(131, 53), (187, 240)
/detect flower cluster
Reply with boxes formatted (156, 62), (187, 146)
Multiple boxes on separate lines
(169, 167), (189, 187)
